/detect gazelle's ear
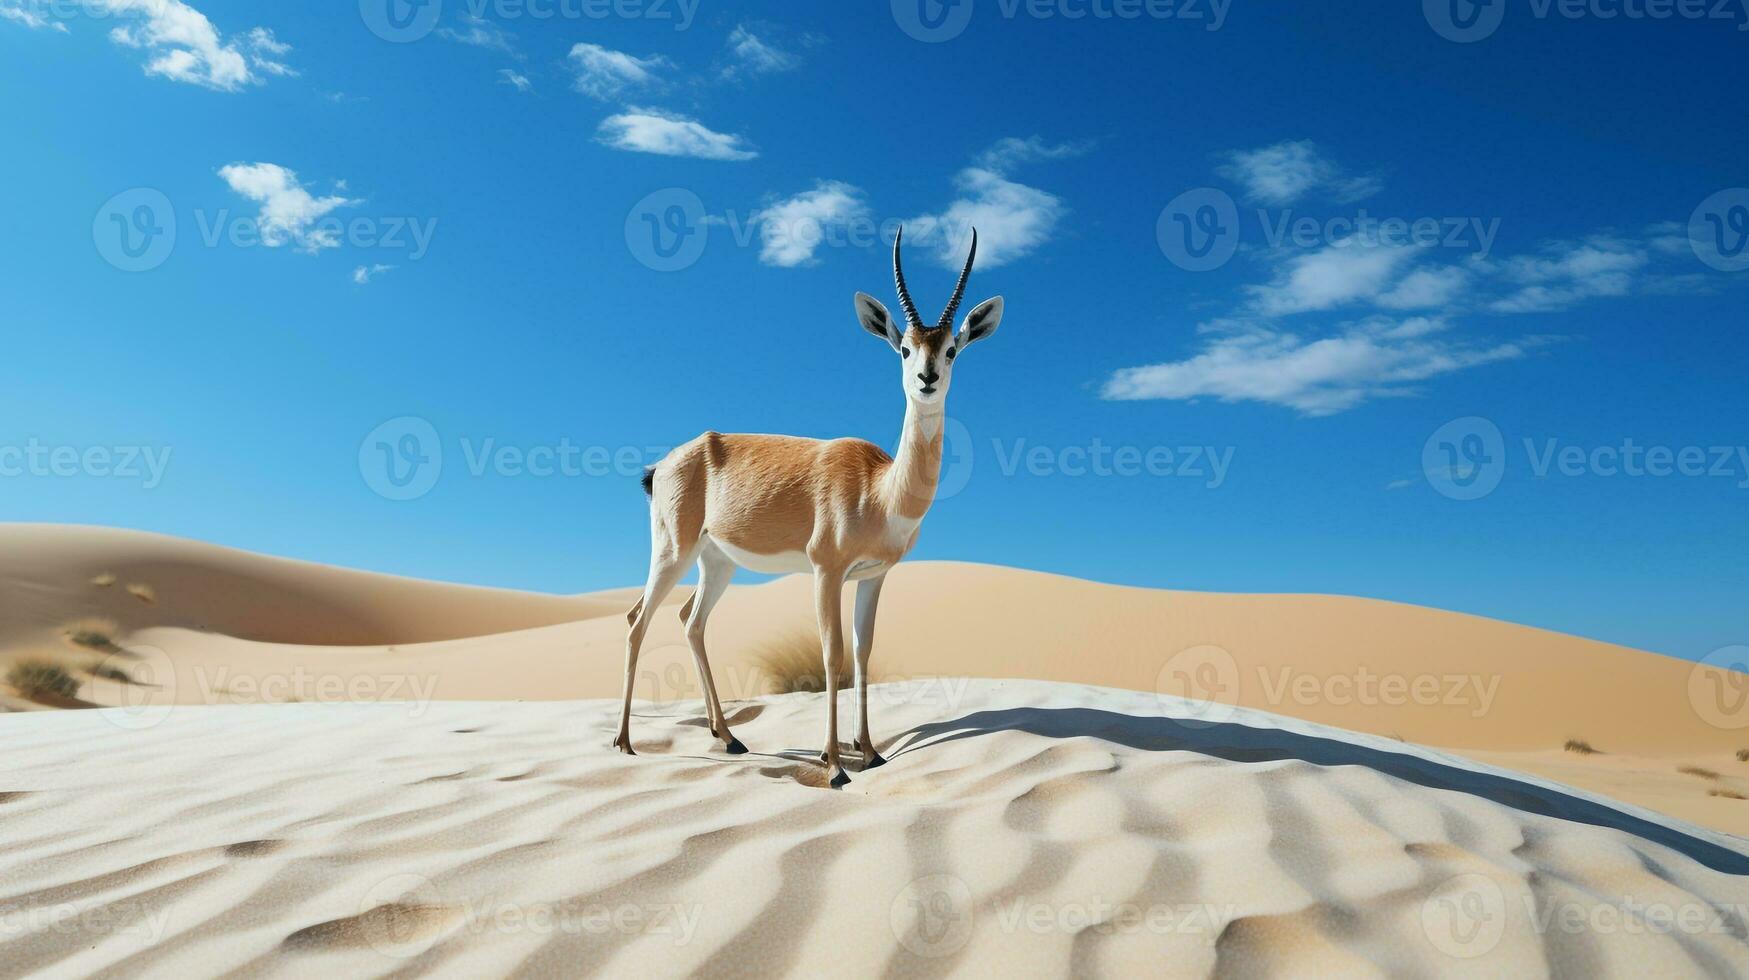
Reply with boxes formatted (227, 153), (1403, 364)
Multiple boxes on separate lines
(855, 292), (902, 352)
(956, 296), (1003, 350)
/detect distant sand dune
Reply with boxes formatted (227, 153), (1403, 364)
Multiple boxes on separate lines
(3, 523), (1748, 837)
(2, 682), (1747, 977)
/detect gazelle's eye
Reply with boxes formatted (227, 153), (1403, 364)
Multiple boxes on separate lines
(946, 347), (957, 360)
(901, 347), (911, 358)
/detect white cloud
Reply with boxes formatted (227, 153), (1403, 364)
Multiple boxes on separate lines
(976, 136), (1093, 172)
(1486, 237), (1648, 313)
(568, 42), (668, 100)
(1101, 317), (1530, 416)
(243, 26), (294, 76)
(907, 168), (1065, 269)
(904, 138), (1079, 269)
(1246, 239), (1420, 316)
(1218, 140), (1380, 205)
(438, 14), (514, 52)
(217, 162), (357, 253)
(97, 0), (282, 91)
(754, 181), (869, 267)
(596, 108), (756, 161)
(1, 2), (68, 31)
(1376, 265), (1470, 310)
(353, 264), (394, 285)
(721, 25), (799, 79)
(497, 68), (531, 92)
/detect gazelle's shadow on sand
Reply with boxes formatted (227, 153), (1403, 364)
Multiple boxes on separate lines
(892, 706), (1749, 876)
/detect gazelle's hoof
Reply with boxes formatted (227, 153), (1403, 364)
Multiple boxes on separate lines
(863, 753), (888, 770)
(725, 737), (748, 755)
(612, 737), (636, 756)
(829, 768), (852, 789)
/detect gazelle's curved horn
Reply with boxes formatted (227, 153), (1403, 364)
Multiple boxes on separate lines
(938, 228), (978, 331)
(892, 226), (924, 330)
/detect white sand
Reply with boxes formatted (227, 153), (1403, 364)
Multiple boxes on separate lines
(4, 682), (1749, 977)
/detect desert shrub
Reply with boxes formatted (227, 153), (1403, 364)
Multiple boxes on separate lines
(1563, 739), (1597, 755)
(7, 661), (81, 700)
(1679, 765), (1721, 780)
(755, 632), (850, 695)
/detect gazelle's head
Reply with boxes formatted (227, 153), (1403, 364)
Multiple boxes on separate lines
(855, 227), (1003, 409)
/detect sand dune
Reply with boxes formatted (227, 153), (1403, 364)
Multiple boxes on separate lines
(4, 524), (1746, 839)
(2, 681), (1747, 977)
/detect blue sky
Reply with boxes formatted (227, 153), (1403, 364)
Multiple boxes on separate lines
(1, 0), (1745, 659)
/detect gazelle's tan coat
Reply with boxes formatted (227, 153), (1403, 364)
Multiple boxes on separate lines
(615, 229), (1003, 787)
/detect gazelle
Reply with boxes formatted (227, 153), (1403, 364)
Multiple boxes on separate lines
(615, 227), (1003, 788)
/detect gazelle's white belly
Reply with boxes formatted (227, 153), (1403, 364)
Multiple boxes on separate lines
(704, 534), (893, 580)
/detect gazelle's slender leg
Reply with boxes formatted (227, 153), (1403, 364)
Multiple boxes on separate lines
(684, 543), (745, 753)
(813, 564), (851, 788)
(852, 573), (887, 769)
(615, 546), (689, 755)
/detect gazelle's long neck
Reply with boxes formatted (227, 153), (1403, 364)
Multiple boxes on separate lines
(882, 400), (945, 520)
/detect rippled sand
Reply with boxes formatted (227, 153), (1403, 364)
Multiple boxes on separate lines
(3, 680), (1747, 977)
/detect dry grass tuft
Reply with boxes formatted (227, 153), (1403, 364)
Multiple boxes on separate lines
(126, 582), (156, 605)
(1737, 748), (1749, 763)
(62, 618), (122, 654)
(754, 632), (848, 696)
(82, 661), (134, 684)
(90, 572), (116, 587)
(7, 660), (81, 701)
(1679, 765), (1721, 780)
(1709, 788), (1747, 800)
(1563, 739), (1598, 755)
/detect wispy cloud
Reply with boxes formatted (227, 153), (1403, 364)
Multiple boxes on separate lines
(975, 136), (1093, 172)
(1245, 239), (1421, 316)
(906, 137), (1082, 269)
(243, 27), (295, 77)
(437, 14), (514, 53)
(568, 42), (668, 100)
(754, 181), (869, 267)
(1103, 316), (1532, 416)
(595, 108), (756, 161)
(217, 162), (357, 253)
(353, 264), (394, 285)
(497, 68), (531, 93)
(96, 0), (286, 91)
(1, 1), (68, 31)
(1219, 140), (1380, 205)
(1485, 237), (1648, 313)
(720, 25), (800, 80)
(1104, 202), (1706, 413)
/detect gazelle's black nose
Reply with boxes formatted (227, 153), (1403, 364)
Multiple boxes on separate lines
(917, 369), (940, 384)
